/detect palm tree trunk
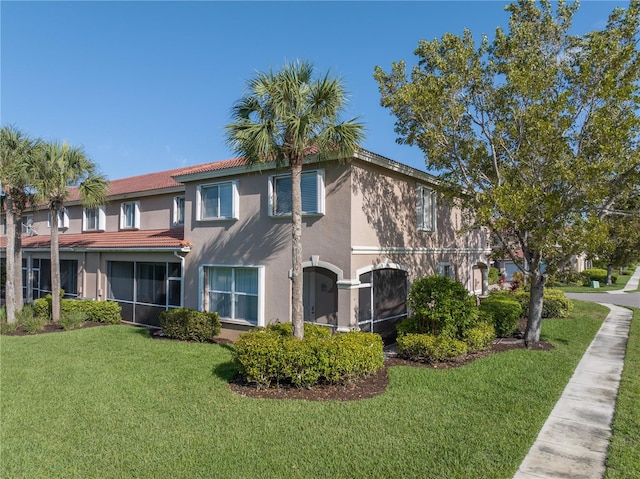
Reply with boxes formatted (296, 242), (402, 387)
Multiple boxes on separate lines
(290, 157), (304, 340)
(5, 197), (17, 323)
(50, 207), (61, 322)
(13, 210), (24, 308)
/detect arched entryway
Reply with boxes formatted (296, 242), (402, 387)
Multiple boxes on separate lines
(357, 265), (409, 340)
(303, 266), (339, 327)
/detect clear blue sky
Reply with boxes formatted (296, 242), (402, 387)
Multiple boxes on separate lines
(1, 1), (628, 181)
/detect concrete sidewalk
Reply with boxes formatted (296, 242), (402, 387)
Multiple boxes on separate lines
(513, 303), (632, 479)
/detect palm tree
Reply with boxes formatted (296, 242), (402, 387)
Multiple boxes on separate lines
(0, 126), (40, 323)
(30, 141), (107, 321)
(225, 61), (365, 339)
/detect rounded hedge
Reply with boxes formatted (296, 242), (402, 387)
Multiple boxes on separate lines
(479, 297), (522, 337)
(159, 308), (221, 342)
(408, 275), (479, 339)
(233, 323), (384, 388)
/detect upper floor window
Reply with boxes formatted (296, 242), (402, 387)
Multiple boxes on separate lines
(173, 196), (185, 226)
(417, 185), (436, 232)
(83, 206), (106, 232)
(269, 169), (325, 216)
(47, 209), (69, 229)
(196, 181), (238, 221)
(120, 201), (140, 230)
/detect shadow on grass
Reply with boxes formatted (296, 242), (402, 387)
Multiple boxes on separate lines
(213, 360), (239, 382)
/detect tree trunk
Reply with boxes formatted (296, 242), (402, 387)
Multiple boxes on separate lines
(50, 207), (61, 322)
(290, 158), (304, 340)
(606, 264), (613, 285)
(524, 269), (546, 348)
(5, 197), (17, 323)
(13, 210), (23, 308)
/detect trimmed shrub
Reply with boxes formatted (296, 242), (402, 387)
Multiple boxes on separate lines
(408, 275), (479, 339)
(233, 324), (384, 388)
(581, 268), (617, 285)
(513, 289), (572, 318)
(59, 310), (88, 330)
(463, 322), (496, 352)
(396, 333), (468, 362)
(34, 297), (122, 324)
(159, 308), (221, 342)
(480, 297), (522, 337)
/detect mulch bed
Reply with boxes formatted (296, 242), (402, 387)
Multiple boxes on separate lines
(229, 335), (553, 402)
(3, 317), (554, 402)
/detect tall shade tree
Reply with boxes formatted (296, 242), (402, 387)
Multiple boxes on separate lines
(225, 60), (365, 339)
(374, 0), (640, 346)
(29, 141), (107, 321)
(0, 126), (40, 323)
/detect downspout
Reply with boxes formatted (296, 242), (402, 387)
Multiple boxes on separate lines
(173, 250), (185, 308)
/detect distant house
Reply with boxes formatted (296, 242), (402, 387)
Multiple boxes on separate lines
(1, 148), (491, 339)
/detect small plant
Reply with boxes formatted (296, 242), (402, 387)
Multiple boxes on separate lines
(513, 289), (572, 318)
(488, 267), (500, 285)
(18, 306), (49, 334)
(0, 307), (20, 334)
(463, 322), (496, 352)
(59, 310), (88, 330)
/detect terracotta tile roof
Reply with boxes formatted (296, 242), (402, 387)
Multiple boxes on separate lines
(65, 158), (246, 202)
(0, 229), (190, 251)
(174, 157), (247, 176)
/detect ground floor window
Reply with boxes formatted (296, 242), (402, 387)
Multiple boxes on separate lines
(31, 258), (78, 299)
(358, 267), (408, 339)
(107, 261), (182, 326)
(204, 266), (260, 324)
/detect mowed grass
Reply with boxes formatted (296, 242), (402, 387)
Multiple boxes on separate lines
(0, 302), (609, 479)
(605, 307), (640, 479)
(554, 272), (632, 293)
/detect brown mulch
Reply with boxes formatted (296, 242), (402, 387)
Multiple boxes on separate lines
(229, 334), (553, 402)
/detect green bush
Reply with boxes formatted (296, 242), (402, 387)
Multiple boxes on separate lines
(581, 268), (617, 285)
(396, 333), (468, 362)
(462, 322), (496, 352)
(480, 297), (522, 337)
(488, 267), (500, 285)
(396, 316), (419, 337)
(18, 306), (48, 334)
(159, 308), (221, 342)
(266, 321), (332, 339)
(513, 289), (572, 318)
(34, 296), (122, 324)
(59, 310), (88, 330)
(233, 324), (384, 388)
(408, 275), (479, 339)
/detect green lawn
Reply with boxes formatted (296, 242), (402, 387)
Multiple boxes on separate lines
(605, 307), (640, 479)
(0, 302), (625, 478)
(554, 273), (632, 293)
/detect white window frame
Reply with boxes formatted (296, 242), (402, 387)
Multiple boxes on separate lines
(47, 209), (69, 229)
(200, 264), (265, 326)
(82, 206), (106, 232)
(196, 181), (238, 222)
(120, 201), (140, 230)
(268, 169), (325, 217)
(417, 185), (437, 232)
(173, 195), (185, 226)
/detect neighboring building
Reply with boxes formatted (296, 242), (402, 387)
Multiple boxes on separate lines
(1, 148), (491, 339)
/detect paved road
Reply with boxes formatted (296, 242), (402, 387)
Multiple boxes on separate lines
(566, 292), (640, 308)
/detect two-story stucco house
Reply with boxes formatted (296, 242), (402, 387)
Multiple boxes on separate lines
(1, 148), (491, 339)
